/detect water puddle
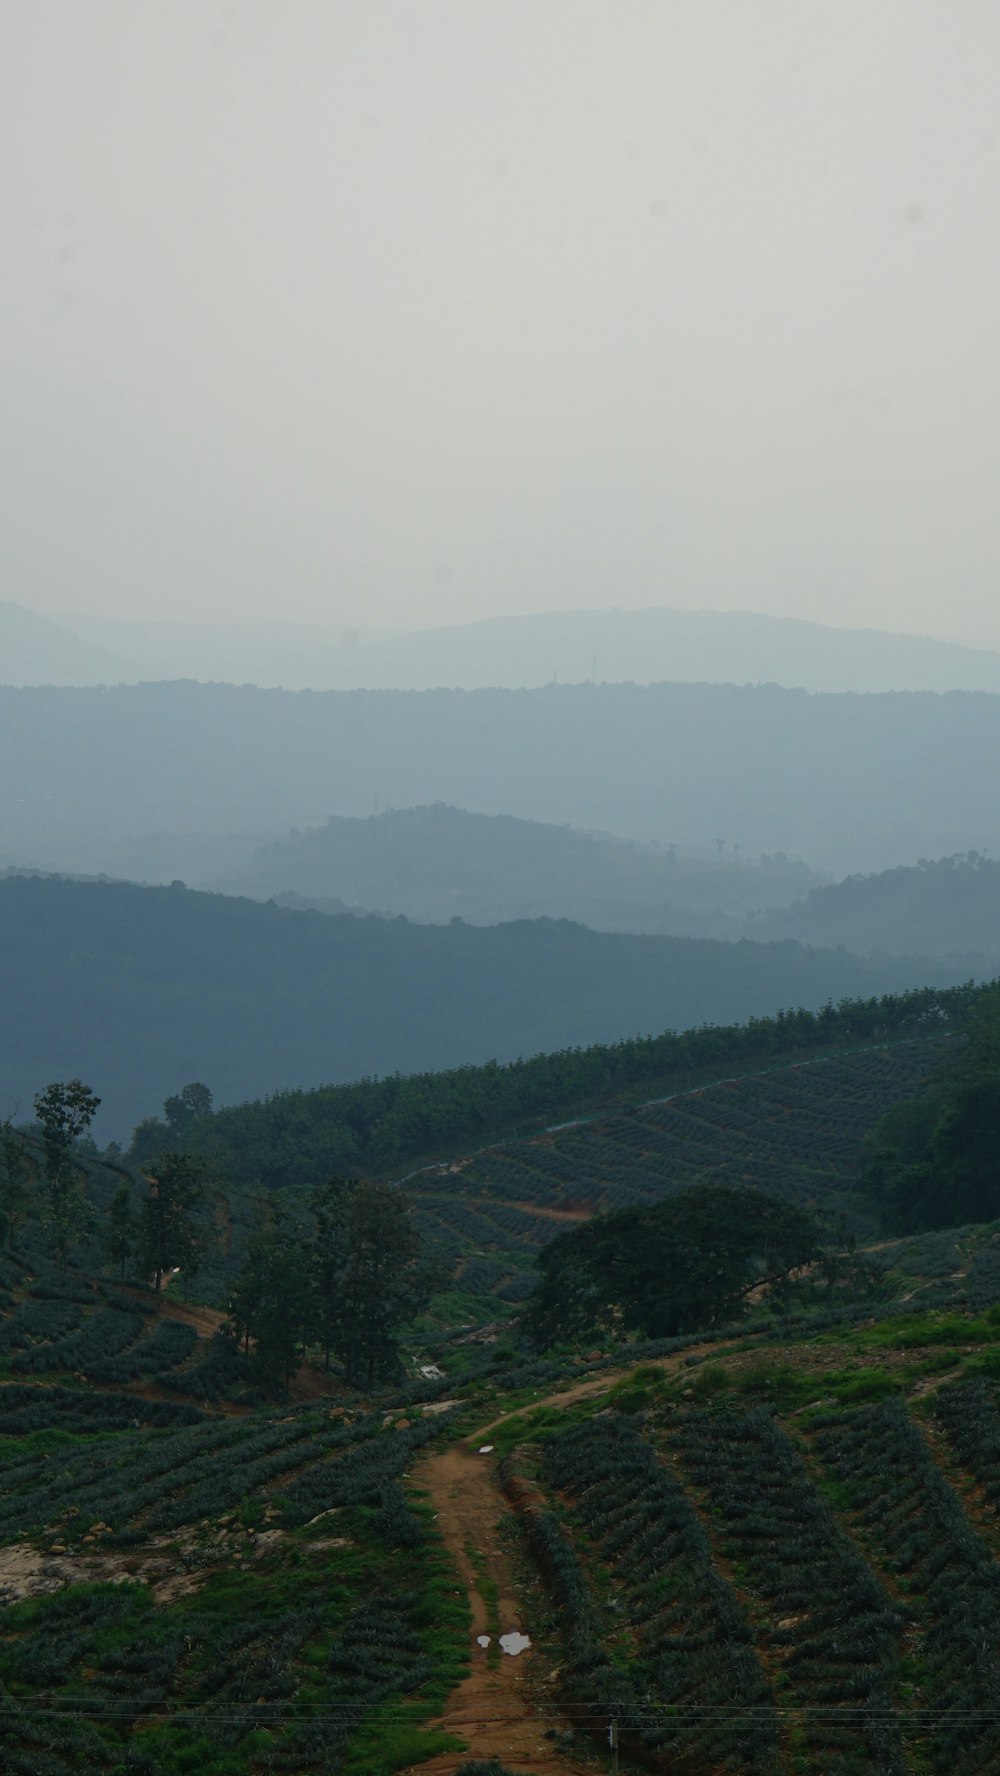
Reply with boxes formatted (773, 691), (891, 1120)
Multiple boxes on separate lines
(499, 1631), (531, 1657)
(477, 1634), (491, 1648)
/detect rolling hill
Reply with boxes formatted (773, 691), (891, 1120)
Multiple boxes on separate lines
(758, 851), (1000, 959)
(0, 873), (982, 1143)
(222, 803), (822, 937)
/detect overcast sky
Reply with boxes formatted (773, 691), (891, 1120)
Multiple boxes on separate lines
(2, 1), (1000, 645)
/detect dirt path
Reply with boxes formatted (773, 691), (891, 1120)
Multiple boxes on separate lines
(406, 1345), (720, 1775)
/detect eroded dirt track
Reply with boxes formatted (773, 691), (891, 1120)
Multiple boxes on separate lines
(406, 1348), (719, 1775)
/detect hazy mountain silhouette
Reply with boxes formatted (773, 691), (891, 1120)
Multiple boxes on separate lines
(758, 853), (1000, 960)
(50, 604), (1000, 694)
(225, 804), (821, 937)
(5, 680), (1000, 880)
(0, 602), (138, 687)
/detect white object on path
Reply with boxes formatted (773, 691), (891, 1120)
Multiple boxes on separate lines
(499, 1631), (531, 1656)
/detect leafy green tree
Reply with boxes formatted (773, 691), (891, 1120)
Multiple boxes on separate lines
(525, 1185), (823, 1348)
(32, 1079), (101, 1263)
(164, 1082), (213, 1141)
(138, 1153), (204, 1294)
(314, 1179), (442, 1388)
(226, 1201), (313, 1387)
(0, 1119), (32, 1249)
(309, 1177), (352, 1371)
(106, 1181), (133, 1283)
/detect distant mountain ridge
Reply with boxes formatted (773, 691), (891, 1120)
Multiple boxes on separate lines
(28, 602), (1000, 694)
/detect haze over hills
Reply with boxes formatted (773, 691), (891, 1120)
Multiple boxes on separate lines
(33, 602), (1000, 693)
(758, 852), (1000, 960)
(6, 680), (1000, 879)
(223, 804), (822, 938)
(0, 873), (979, 1142)
(0, 601), (140, 686)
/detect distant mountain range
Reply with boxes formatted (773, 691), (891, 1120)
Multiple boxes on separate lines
(5, 679), (1000, 880)
(223, 808), (1000, 963)
(0, 873), (979, 1141)
(7, 600), (1000, 694)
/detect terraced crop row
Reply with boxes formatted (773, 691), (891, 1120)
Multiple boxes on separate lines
(411, 1041), (949, 1299)
(814, 1393), (1000, 1773)
(542, 1416), (777, 1772)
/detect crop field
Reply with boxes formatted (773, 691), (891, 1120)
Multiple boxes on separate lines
(493, 1328), (1000, 1776)
(0, 1393), (464, 1775)
(408, 1039), (950, 1315)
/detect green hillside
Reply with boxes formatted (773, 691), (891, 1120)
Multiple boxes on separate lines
(0, 873), (979, 1142)
(4, 998), (1000, 1771)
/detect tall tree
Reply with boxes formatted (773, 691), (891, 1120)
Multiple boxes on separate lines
(164, 1082), (214, 1142)
(106, 1181), (133, 1283)
(0, 1119), (32, 1249)
(32, 1079), (101, 1263)
(318, 1180), (442, 1389)
(226, 1201), (313, 1388)
(138, 1153), (204, 1295)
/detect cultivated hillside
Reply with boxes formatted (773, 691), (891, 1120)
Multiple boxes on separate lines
(6, 680), (1000, 881)
(0, 874), (980, 1142)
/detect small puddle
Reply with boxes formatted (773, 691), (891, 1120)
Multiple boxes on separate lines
(476, 1634), (491, 1648)
(499, 1631), (531, 1657)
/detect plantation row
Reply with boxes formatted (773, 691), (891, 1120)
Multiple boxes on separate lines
(522, 1376), (1000, 1774)
(0, 1398), (451, 1543)
(412, 1041), (950, 1304)
(0, 1415), (464, 1776)
(0, 1271), (261, 1402)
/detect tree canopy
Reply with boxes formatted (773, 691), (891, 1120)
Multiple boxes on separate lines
(525, 1185), (824, 1348)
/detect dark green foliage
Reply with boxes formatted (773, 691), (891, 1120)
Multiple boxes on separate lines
(817, 1395), (1000, 1772)
(32, 1079), (100, 1262)
(158, 1330), (255, 1403)
(138, 1151), (205, 1294)
(526, 1184), (823, 1347)
(226, 1200), (314, 1387)
(105, 1179), (132, 1282)
(674, 1406), (904, 1773)
(540, 1415), (776, 1770)
(865, 983), (1000, 1231)
(0, 1119), (32, 1248)
(0, 1383), (202, 1432)
(10, 1305), (144, 1376)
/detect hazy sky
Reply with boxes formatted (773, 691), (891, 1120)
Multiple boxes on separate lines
(3, 2), (1000, 644)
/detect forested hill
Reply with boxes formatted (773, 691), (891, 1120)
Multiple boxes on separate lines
(0, 873), (982, 1141)
(8, 680), (1000, 879)
(224, 803), (821, 936)
(758, 853), (1000, 960)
